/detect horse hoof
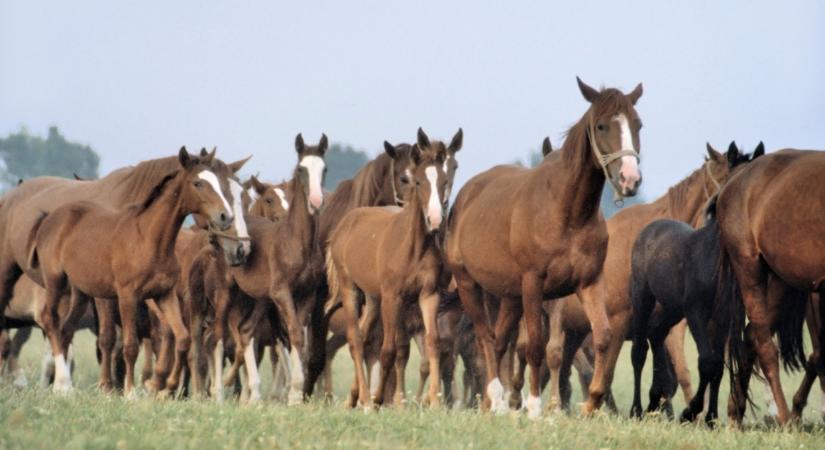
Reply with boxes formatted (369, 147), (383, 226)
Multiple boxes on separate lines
(526, 395), (542, 420)
(629, 405), (643, 419)
(679, 408), (695, 423)
(12, 374), (28, 389)
(287, 390), (303, 406)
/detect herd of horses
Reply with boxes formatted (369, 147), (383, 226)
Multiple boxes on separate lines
(0, 77), (823, 430)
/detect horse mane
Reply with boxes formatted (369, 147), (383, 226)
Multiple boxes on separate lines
(131, 171), (179, 215)
(663, 165), (704, 218)
(350, 152), (394, 207)
(109, 156), (181, 203)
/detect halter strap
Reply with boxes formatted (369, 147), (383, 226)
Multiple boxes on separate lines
(208, 226), (251, 243)
(587, 121), (640, 206)
(703, 160), (722, 199)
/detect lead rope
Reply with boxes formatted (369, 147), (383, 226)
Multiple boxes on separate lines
(587, 121), (640, 207)
(208, 227), (252, 243)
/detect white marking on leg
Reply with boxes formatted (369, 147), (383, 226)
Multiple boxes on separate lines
(40, 347), (53, 388)
(244, 338), (261, 403)
(299, 155), (325, 212)
(53, 354), (72, 393)
(197, 170), (232, 213)
(212, 340), (224, 402)
(526, 394), (542, 419)
(287, 346), (304, 405)
(274, 188), (289, 210)
(487, 377), (506, 414)
(764, 379), (778, 417)
(369, 362), (380, 397)
(424, 166), (443, 230)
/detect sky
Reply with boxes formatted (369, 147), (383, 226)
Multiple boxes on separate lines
(1, 1), (823, 198)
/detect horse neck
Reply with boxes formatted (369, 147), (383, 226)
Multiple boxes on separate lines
(350, 155), (391, 208)
(650, 167), (708, 226)
(285, 176), (316, 253)
(134, 175), (189, 261)
(539, 119), (605, 226)
(398, 190), (434, 261)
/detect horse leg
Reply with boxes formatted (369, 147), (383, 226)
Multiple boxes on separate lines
(115, 290), (141, 398)
(792, 295), (819, 418)
(94, 298), (118, 392)
(7, 326), (31, 387)
(647, 332), (674, 418)
(241, 335), (261, 404)
(511, 320), (528, 410)
(419, 290), (442, 408)
(0, 260), (22, 350)
(39, 276), (71, 393)
(579, 284), (617, 415)
(680, 310), (713, 423)
(303, 290), (328, 399)
(270, 287), (305, 406)
(322, 335), (345, 401)
(209, 284), (231, 403)
(492, 297), (522, 412)
(374, 288), (402, 407)
(560, 332), (587, 412)
(629, 275), (655, 418)
(341, 281), (369, 409)
(454, 273), (498, 412)
(155, 291), (190, 394)
(413, 331), (430, 403)
(521, 274), (546, 419)
(665, 320), (693, 405)
(545, 301), (565, 413)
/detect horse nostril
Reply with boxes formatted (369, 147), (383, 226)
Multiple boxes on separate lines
(219, 212), (228, 223)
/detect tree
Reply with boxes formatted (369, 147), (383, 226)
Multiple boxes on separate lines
(323, 143), (369, 191)
(0, 126), (100, 188)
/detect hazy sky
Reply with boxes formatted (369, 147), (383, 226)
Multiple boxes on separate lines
(2, 1), (823, 198)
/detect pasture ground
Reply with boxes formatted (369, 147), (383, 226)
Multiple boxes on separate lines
(2, 330), (825, 449)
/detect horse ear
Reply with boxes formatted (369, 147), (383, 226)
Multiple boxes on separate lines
(250, 175), (268, 195)
(448, 128), (463, 153)
(199, 148), (209, 157)
(411, 144), (422, 165)
(576, 76), (599, 103)
(228, 155), (251, 174)
(753, 141), (765, 159)
(318, 134), (329, 154)
(627, 82), (643, 105)
(383, 141), (398, 159)
(726, 141), (740, 167)
(417, 127), (431, 149)
(542, 137), (553, 157)
(178, 146), (193, 168)
(295, 133), (305, 154)
(705, 142), (724, 164)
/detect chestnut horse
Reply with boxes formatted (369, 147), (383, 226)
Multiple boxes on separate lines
(546, 141), (745, 415)
(718, 148), (825, 426)
(327, 131), (451, 408)
(203, 134), (326, 404)
(28, 148), (243, 395)
(447, 78), (643, 417)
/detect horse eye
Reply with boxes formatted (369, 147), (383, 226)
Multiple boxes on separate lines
(400, 175), (410, 184)
(193, 181), (202, 188)
(596, 123), (607, 132)
(266, 199), (273, 204)
(415, 180), (421, 187)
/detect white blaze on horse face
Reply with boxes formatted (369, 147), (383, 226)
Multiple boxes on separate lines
(198, 170), (233, 216)
(274, 187), (289, 210)
(299, 155), (325, 212)
(613, 114), (641, 192)
(243, 338), (261, 403)
(229, 180), (251, 252)
(425, 166), (442, 231)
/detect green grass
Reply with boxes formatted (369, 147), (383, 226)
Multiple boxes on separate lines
(2, 330), (825, 449)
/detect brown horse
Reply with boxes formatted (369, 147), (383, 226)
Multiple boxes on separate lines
(791, 293), (825, 419)
(717, 149), (825, 426)
(446, 78), (643, 417)
(327, 130), (455, 408)
(546, 142), (744, 415)
(28, 148), (244, 395)
(202, 134), (327, 404)
(245, 176), (292, 222)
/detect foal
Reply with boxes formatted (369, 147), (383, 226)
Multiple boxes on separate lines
(205, 134), (327, 404)
(29, 148), (241, 394)
(327, 133), (450, 408)
(629, 142), (764, 425)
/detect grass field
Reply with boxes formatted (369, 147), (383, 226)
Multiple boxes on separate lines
(2, 330), (825, 449)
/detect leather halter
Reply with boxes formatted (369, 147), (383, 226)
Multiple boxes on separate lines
(208, 226), (251, 243)
(587, 121), (640, 206)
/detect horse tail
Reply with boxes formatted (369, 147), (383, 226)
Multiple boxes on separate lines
(777, 286), (807, 372)
(26, 211), (48, 270)
(323, 247), (342, 319)
(717, 236), (748, 404)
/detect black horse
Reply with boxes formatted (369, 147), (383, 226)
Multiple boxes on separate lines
(628, 142), (764, 425)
